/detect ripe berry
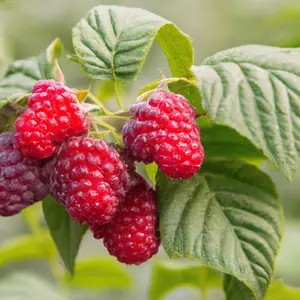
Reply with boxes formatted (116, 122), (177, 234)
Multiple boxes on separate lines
(14, 80), (87, 159)
(50, 136), (130, 225)
(90, 155), (147, 241)
(95, 177), (160, 265)
(122, 91), (204, 179)
(90, 223), (106, 239)
(0, 132), (49, 216)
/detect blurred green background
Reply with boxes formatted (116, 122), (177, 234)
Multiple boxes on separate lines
(1, 0), (300, 299)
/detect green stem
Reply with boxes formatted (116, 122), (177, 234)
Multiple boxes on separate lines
(88, 93), (114, 116)
(103, 115), (130, 121)
(96, 120), (123, 146)
(115, 80), (123, 110)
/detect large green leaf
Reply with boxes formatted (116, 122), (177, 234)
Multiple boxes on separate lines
(0, 272), (67, 300)
(0, 234), (54, 267)
(65, 257), (132, 290)
(192, 45), (300, 179)
(43, 196), (88, 275)
(0, 38), (63, 103)
(156, 159), (283, 300)
(72, 6), (193, 82)
(149, 261), (222, 300)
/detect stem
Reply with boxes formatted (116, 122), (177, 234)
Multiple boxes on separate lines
(115, 80), (123, 110)
(96, 120), (123, 146)
(104, 115), (130, 121)
(88, 93), (114, 116)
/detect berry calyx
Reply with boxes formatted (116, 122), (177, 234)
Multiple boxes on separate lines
(14, 80), (88, 159)
(122, 91), (204, 179)
(50, 136), (130, 225)
(0, 132), (49, 216)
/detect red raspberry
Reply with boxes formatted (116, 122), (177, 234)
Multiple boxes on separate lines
(90, 170), (147, 240)
(50, 136), (130, 225)
(0, 133), (49, 216)
(90, 223), (106, 239)
(104, 183), (160, 265)
(93, 176), (160, 265)
(122, 91), (204, 179)
(14, 80), (87, 159)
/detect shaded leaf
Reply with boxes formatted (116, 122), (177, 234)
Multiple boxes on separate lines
(43, 196), (88, 274)
(199, 117), (265, 164)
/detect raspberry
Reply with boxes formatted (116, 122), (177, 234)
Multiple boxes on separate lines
(90, 170), (147, 240)
(90, 223), (106, 239)
(122, 91), (204, 179)
(101, 179), (160, 265)
(117, 148), (147, 189)
(50, 136), (130, 224)
(0, 132), (49, 216)
(14, 80), (87, 159)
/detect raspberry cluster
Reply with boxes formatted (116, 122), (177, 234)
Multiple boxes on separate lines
(1, 79), (204, 265)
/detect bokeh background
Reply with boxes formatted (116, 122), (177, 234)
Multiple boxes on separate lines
(1, 0), (300, 299)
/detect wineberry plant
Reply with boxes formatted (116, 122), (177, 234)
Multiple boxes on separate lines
(0, 4), (300, 300)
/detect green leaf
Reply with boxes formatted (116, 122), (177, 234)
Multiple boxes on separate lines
(72, 5), (193, 82)
(0, 272), (67, 300)
(43, 196), (88, 275)
(149, 261), (222, 300)
(265, 281), (300, 300)
(192, 45), (300, 179)
(65, 257), (132, 290)
(199, 117), (265, 164)
(0, 234), (54, 267)
(224, 274), (256, 300)
(0, 38), (63, 103)
(145, 162), (158, 185)
(156, 159), (283, 300)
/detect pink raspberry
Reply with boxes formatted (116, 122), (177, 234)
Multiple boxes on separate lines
(50, 136), (130, 225)
(122, 91), (204, 179)
(0, 132), (49, 216)
(14, 80), (87, 159)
